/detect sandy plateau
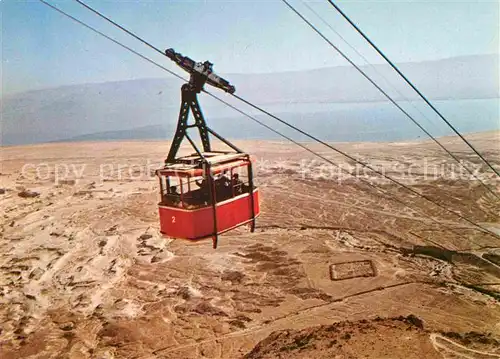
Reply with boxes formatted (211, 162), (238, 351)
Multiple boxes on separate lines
(1, 132), (500, 358)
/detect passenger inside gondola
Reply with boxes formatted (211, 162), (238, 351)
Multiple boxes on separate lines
(162, 185), (181, 207)
(159, 166), (253, 209)
(232, 173), (243, 195)
(194, 177), (209, 203)
(215, 170), (231, 201)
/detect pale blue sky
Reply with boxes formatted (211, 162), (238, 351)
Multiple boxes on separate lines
(2, 0), (499, 95)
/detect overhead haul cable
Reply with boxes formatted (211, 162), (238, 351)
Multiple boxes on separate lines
(326, 0), (500, 178)
(281, 0), (499, 198)
(199, 92), (480, 246)
(301, 1), (481, 169)
(231, 92), (498, 237)
(38, 0), (499, 239)
(38, 0), (187, 83)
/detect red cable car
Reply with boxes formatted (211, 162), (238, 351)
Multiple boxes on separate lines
(156, 49), (260, 248)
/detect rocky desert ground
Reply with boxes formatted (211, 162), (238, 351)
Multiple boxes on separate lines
(1, 131), (499, 358)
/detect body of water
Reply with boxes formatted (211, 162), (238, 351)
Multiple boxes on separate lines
(208, 98), (499, 142)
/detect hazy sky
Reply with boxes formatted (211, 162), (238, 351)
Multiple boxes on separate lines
(2, 0), (499, 95)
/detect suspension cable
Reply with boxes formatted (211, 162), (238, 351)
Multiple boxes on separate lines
(302, 1), (500, 199)
(197, 92), (484, 245)
(326, 0), (500, 178)
(302, 2), (445, 140)
(232, 93), (498, 237)
(74, 0), (166, 58)
(39, 0), (499, 239)
(38, 0), (188, 84)
(281, 0), (498, 199)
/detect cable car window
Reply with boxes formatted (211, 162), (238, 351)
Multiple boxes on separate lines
(231, 166), (250, 196)
(183, 176), (210, 208)
(160, 176), (181, 207)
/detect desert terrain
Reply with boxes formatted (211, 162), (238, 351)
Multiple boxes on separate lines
(1, 131), (500, 358)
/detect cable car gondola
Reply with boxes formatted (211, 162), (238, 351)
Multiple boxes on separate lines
(156, 49), (260, 248)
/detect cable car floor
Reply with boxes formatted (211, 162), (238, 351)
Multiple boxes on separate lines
(1, 136), (500, 358)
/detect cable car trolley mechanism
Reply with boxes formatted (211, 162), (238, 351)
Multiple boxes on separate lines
(156, 48), (260, 249)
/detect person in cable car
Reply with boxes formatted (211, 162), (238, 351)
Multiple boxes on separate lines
(215, 170), (231, 201)
(216, 170), (230, 187)
(232, 173), (243, 195)
(162, 185), (181, 207)
(195, 177), (207, 191)
(170, 186), (181, 207)
(195, 177), (209, 203)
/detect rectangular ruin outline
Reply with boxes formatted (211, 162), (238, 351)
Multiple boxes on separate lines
(329, 259), (377, 281)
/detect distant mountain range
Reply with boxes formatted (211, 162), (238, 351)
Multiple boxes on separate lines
(1, 54), (498, 145)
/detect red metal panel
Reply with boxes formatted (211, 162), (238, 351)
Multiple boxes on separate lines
(158, 190), (260, 240)
(215, 190), (260, 233)
(158, 206), (200, 239)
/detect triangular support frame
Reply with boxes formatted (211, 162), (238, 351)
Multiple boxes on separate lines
(166, 84), (211, 163)
(166, 84), (242, 164)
